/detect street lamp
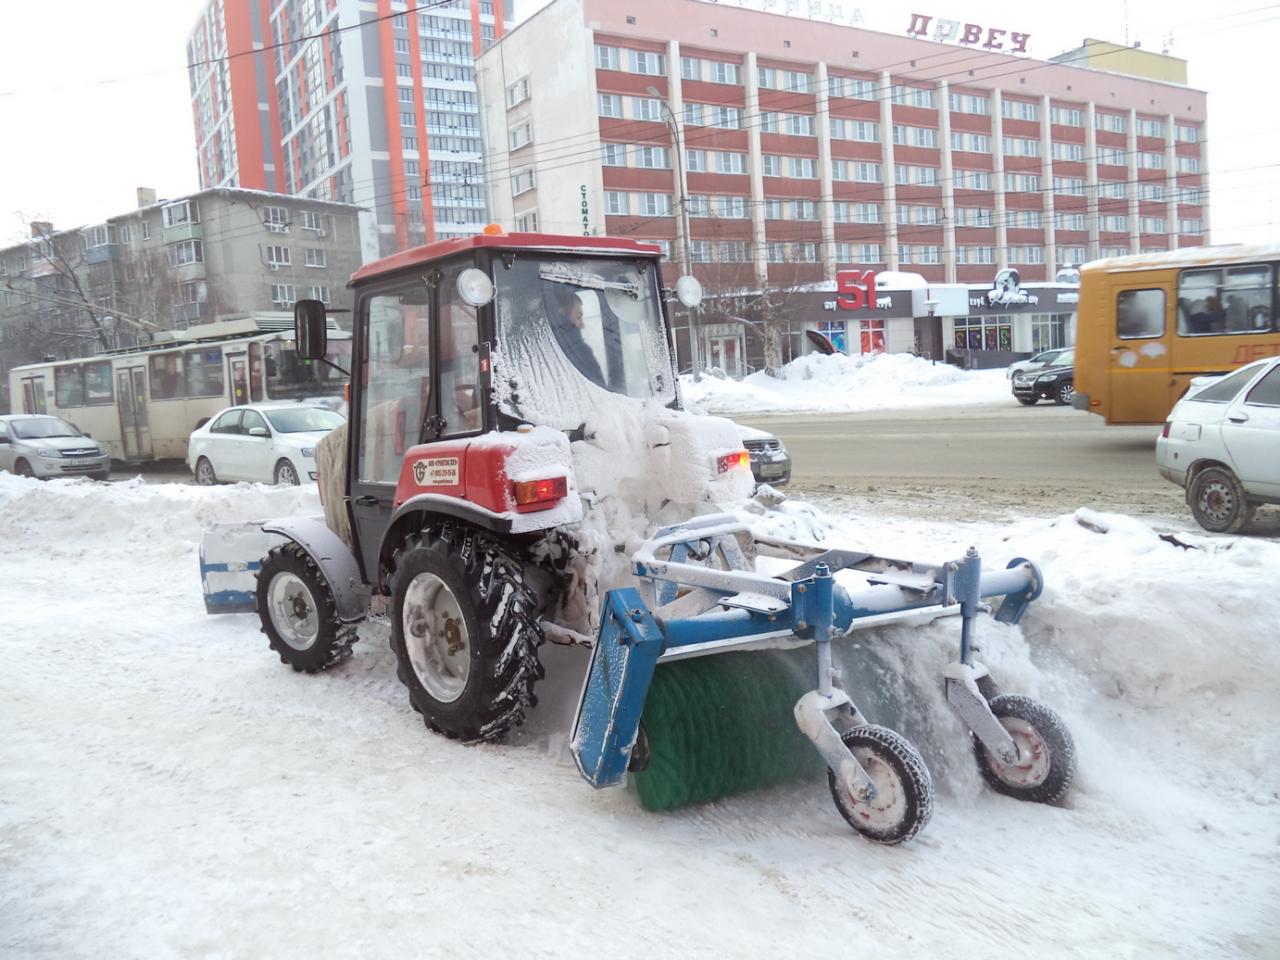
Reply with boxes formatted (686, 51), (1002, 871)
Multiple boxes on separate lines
(648, 85), (702, 382)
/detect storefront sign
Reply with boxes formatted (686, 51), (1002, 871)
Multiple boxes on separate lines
(906, 14), (1030, 54)
(974, 268), (1038, 308)
(579, 185), (590, 237)
(835, 269), (878, 310)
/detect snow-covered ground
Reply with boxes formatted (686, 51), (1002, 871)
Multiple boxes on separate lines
(3, 475), (1278, 958)
(682, 352), (1012, 416)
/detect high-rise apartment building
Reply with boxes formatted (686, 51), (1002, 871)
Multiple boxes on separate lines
(187, 0), (511, 258)
(478, 0), (1208, 367)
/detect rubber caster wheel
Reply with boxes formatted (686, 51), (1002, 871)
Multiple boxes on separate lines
(974, 695), (1076, 804)
(828, 724), (934, 845)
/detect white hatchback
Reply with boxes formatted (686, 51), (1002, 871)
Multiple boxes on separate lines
(188, 402), (346, 486)
(1156, 357), (1280, 532)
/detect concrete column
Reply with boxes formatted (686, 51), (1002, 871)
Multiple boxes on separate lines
(1085, 102), (1099, 263)
(992, 89), (1008, 270)
(745, 51), (768, 287)
(815, 61), (836, 280)
(1164, 112), (1178, 251)
(1040, 94), (1056, 277)
(880, 71), (899, 270)
(1127, 108), (1140, 253)
(938, 79), (956, 282)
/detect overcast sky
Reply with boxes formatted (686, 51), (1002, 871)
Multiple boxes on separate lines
(1, 0), (1276, 246)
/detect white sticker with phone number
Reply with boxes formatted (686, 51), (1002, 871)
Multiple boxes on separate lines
(412, 457), (460, 486)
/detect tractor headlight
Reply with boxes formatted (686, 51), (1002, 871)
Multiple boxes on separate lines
(36, 447), (62, 459)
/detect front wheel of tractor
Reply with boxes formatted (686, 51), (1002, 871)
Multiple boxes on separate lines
(255, 542), (358, 672)
(828, 724), (934, 845)
(973, 694), (1076, 804)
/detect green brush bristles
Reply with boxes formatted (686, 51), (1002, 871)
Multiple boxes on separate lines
(631, 649), (827, 812)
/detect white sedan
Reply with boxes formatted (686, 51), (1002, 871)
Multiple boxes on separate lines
(188, 402), (346, 486)
(1007, 347), (1073, 380)
(1156, 357), (1280, 533)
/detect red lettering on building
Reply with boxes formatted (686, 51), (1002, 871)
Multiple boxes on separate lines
(836, 270), (878, 311)
(906, 13), (932, 37)
(960, 23), (983, 44)
(1009, 31), (1031, 53)
(983, 27), (1007, 50)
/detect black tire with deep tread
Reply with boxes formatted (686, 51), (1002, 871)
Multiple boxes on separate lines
(828, 724), (934, 845)
(389, 524), (545, 744)
(1188, 465), (1255, 534)
(255, 542), (358, 672)
(974, 694), (1076, 804)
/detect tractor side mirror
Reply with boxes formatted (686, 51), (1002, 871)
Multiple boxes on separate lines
(295, 299), (328, 360)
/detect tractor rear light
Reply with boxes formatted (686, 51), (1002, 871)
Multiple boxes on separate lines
(717, 450), (751, 474)
(513, 475), (568, 509)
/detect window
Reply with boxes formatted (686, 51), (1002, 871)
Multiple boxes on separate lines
(1053, 176), (1085, 196)
(1140, 152), (1165, 170)
(1138, 118), (1165, 138)
(1050, 106), (1084, 127)
(757, 67), (777, 89)
(761, 155), (781, 177)
(956, 246), (995, 264)
(1053, 142), (1085, 162)
(162, 200), (199, 228)
(835, 242), (884, 263)
(83, 225), (114, 248)
(891, 85), (934, 108)
(1178, 266), (1274, 336)
(785, 113), (815, 137)
(898, 244), (941, 265)
(791, 242), (817, 262)
(1010, 246), (1045, 264)
(951, 132), (991, 153)
(1138, 183), (1165, 202)
(1179, 219), (1203, 236)
(830, 76), (875, 100)
(399, 87), (414, 104)
(84, 361), (112, 405)
(759, 111), (779, 134)
(55, 365), (85, 407)
(167, 239), (204, 267)
(766, 241), (786, 262)
(149, 353), (185, 399)
(714, 151), (746, 174)
(118, 225), (131, 243)
(689, 239), (712, 262)
(1103, 246), (1132, 258)
(763, 199), (784, 220)
(635, 146), (670, 169)
(1011, 209), (1042, 229)
(854, 203), (881, 223)
(400, 111), (415, 127)
(783, 70), (810, 92)
(893, 125), (937, 148)
(270, 283), (296, 307)
(605, 191), (629, 215)
(1113, 289), (1166, 339)
(710, 106), (741, 129)
(954, 169), (992, 190)
(309, 285), (331, 304)
(683, 103), (705, 126)
(435, 261), (483, 437)
(396, 63), (412, 79)
(507, 76), (531, 107)
(716, 196), (748, 218)
(185, 348), (226, 398)
(1178, 156), (1201, 174)
(601, 143), (627, 166)
(790, 200), (818, 220)
(263, 205), (288, 232)
(265, 244), (291, 267)
(1245, 366), (1280, 406)
(1003, 136), (1040, 157)
(789, 157), (816, 179)
(898, 205), (941, 226)
(1098, 180), (1127, 199)
(1195, 365), (1267, 403)
(1097, 146), (1126, 166)
(633, 98), (662, 122)
(629, 50), (665, 76)
(853, 161), (881, 183)
(515, 210), (539, 232)
(1096, 112), (1127, 134)
(1176, 124), (1200, 144)
(359, 286), (432, 483)
(895, 164), (939, 186)
(1140, 217), (1167, 234)
(638, 193), (672, 216)
(1102, 215), (1128, 233)
(1180, 186), (1203, 205)
(304, 248), (326, 268)
(955, 207), (993, 227)
(681, 56), (702, 81)
(687, 196), (711, 217)
(710, 61), (739, 84)
(512, 168), (535, 196)
(402, 135), (418, 152)
(949, 92), (990, 115)
(716, 241), (750, 262)
(830, 118), (878, 142)
(1002, 99), (1039, 122)
(598, 94), (623, 118)
(300, 210), (327, 233)
(509, 122), (533, 150)
(1030, 314), (1069, 351)
(686, 149), (707, 172)
(1055, 212), (1087, 231)
(594, 45), (619, 70)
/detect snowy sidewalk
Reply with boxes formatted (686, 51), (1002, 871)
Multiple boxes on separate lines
(1, 475), (1277, 958)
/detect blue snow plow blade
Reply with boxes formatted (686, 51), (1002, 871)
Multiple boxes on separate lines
(199, 522), (283, 615)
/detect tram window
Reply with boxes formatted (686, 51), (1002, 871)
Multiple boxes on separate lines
(84, 361), (113, 405)
(55, 365), (85, 407)
(186, 348), (225, 398)
(150, 353), (186, 399)
(249, 343), (264, 401)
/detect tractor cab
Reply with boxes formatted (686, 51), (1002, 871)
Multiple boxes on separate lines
(294, 231), (707, 588)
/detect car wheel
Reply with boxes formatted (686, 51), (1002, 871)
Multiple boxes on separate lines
(15, 458), (35, 478)
(194, 456), (218, 486)
(1055, 382), (1074, 405)
(1189, 466), (1256, 534)
(274, 459), (301, 486)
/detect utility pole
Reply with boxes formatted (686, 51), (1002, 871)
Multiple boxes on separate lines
(650, 85), (702, 381)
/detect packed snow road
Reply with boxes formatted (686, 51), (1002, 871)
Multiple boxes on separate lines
(2, 475), (1277, 958)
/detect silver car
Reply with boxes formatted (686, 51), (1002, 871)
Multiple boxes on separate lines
(0, 414), (112, 480)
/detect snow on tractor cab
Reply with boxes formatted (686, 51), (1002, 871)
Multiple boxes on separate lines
(199, 230), (1075, 844)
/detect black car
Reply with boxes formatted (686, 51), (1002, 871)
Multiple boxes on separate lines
(1012, 362), (1074, 405)
(737, 425), (792, 486)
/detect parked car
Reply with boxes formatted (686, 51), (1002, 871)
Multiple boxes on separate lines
(1156, 356), (1280, 533)
(0, 414), (112, 480)
(736, 424), (792, 486)
(1011, 359), (1075, 406)
(187, 402), (346, 486)
(1007, 347), (1074, 380)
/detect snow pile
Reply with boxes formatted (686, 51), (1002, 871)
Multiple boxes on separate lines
(3, 476), (1278, 956)
(682, 351), (1010, 415)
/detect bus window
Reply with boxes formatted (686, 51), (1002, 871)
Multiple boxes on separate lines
(186, 348), (225, 397)
(1116, 289), (1165, 339)
(84, 361), (113, 405)
(249, 343), (264, 401)
(1179, 266), (1274, 336)
(150, 353), (185, 399)
(55, 365), (85, 407)
(1224, 265), (1272, 333)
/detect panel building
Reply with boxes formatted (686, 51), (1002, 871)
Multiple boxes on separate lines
(187, 0), (511, 258)
(477, 0), (1208, 370)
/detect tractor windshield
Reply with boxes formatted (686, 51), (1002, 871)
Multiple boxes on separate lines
(492, 256), (675, 428)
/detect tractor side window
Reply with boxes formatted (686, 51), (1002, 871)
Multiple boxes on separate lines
(358, 286), (432, 484)
(437, 263), (482, 437)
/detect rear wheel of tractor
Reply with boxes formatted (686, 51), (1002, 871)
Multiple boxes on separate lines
(1055, 382), (1075, 405)
(974, 695), (1076, 804)
(256, 542), (358, 672)
(390, 525), (544, 744)
(194, 456), (217, 486)
(1189, 466), (1255, 534)
(828, 725), (934, 845)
